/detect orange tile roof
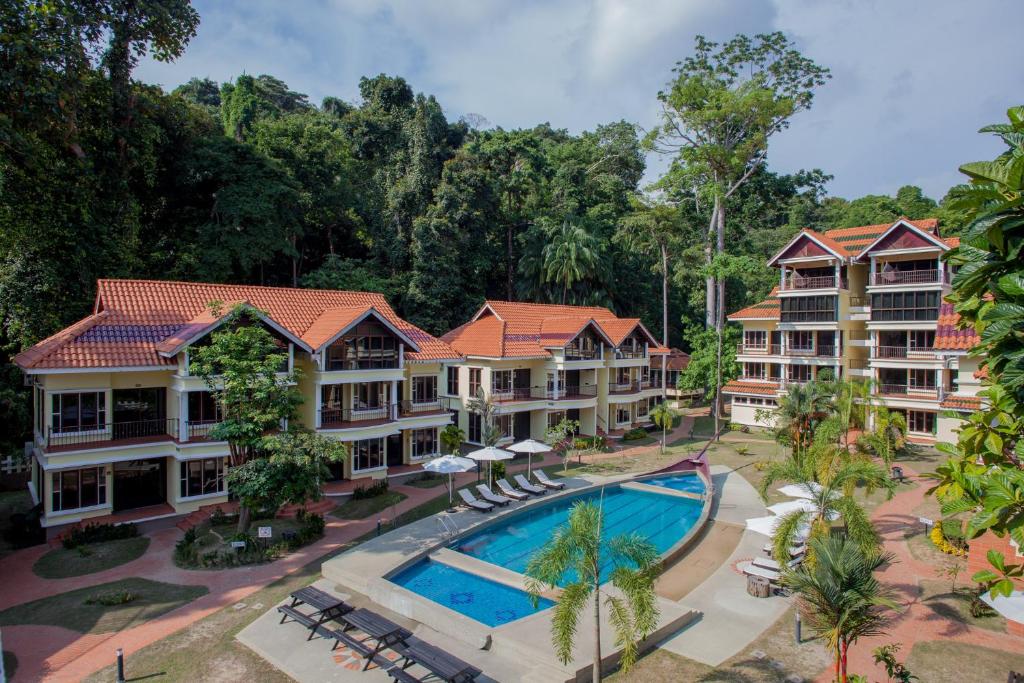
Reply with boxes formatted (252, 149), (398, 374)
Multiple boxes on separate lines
(722, 380), (780, 396)
(301, 305), (373, 350)
(650, 349), (690, 371)
(442, 301), (666, 359)
(15, 279), (460, 370)
(940, 394), (982, 412)
(728, 287), (780, 321)
(974, 366), (989, 380)
(933, 302), (981, 351)
(942, 236), (960, 248)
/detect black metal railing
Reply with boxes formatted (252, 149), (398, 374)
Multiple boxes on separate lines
(398, 397), (452, 416)
(323, 357), (400, 371)
(47, 418), (178, 449)
(545, 384), (599, 400)
(564, 348), (600, 361)
(318, 404), (394, 427)
(187, 420), (223, 440)
(614, 349), (646, 359)
(871, 269), (940, 286)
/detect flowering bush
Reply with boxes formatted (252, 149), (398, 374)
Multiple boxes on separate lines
(930, 524), (967, 557)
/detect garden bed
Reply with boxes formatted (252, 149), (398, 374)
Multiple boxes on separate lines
(331, 491), (407, 519)
(33, 536), (151, 579)
(174, 509), (325, 569)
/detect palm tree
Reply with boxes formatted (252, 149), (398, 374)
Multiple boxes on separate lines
(543, 220), (601, 304)
(783, 536), (897, 683)
(822, 377), (872, 449)
(648, 401), (678, 454)
(525, 499), (660, 681)
(774, 381), (833, 466)
(858, 408), (907, 466)
(440, 424), (465, 455)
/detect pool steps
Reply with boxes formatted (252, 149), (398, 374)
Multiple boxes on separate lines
(429, 547), (563, 601)
(620, 480), (705, 501)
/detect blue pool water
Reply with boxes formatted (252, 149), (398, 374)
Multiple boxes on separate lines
(389, 559), (554, 627)
(451, 484), (703, 585)
(643, 473), (706, 495)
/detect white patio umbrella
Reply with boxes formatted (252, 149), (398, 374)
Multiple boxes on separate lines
(745, 515), (811, 539)
(466, 446), (514, 487)
(421, 455), (476, 510)
(507, 439), (551, 476)
(768, 499), (840, 521)
(777, 482), (824, 500)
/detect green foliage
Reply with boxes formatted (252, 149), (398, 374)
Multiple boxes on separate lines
(872, 643), (918, 683)
(678, 327), (740, 401)
(440, 424), (466, 455)
(61, 522), (139, 550)
(84, 589), (137, 607)
(649, 401), (678, 453)
(525, 501), (660, 677)
(621, 428), (648, 441)
(972, 550), (1024, 600)
(351, 479), (389, 500)
(856, 408), (908, 466)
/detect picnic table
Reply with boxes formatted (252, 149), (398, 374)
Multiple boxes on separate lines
(278, 586), (353, 640)
(394, 638), (482, 682)
(341, 608), (413, 671)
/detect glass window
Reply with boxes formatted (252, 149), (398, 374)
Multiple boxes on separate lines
(780, 295), (837, 322)
(744, 362), (765, 379)
(51, 392), (107, 433)
(468, 368), (481, 398)
(788, 365), (812, 382)
(744, 330), (767, 348)
(187, 391), (221, 424)
(616, 407), (631, 423)
(411, 429), (438, 458)
(491, 370), (512, 393)
(907, 411), (936, 434)
(51, 467), (106, 511)
(496, 414), (513, 439)
(446, 367), (459, 395)
(179, 458), (225, 498)
(352, 438), (384, 471)
(870, 291), (939, 321)
(412, 376), (437, 403)
(468, 412), (482, 443)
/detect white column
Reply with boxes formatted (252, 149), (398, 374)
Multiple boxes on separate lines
(314, 381), (322, 428)
(552, 369), (560, 399)
(179, 392), (188, 441)
(834, 260), (841, 287)
(391, 380), (399, 419)
(780, 266), (786, 290)
(869, 255), (877, 285)
(398, 343), (405, 369)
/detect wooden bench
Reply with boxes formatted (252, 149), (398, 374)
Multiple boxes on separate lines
(327, 628), (421, 681)
(277, 604), (320, 640)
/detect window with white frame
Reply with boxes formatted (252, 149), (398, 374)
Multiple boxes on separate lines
(411, 428), (438, 458)
(616, 407), (630, 423)
(907, 410), (936, 434)
(179, 458), (225, 498)
(744, 362), (766, 379)
(547, 410), (566, 429)
(468, 368), (482, 397)
(734, 396), (749, 404)
(446, 366), (459, 395)
(496, 414), (513, 439)
(412, 375), (437, 404)
(744, 330), (767, 349)
(352, 438), (385, 471)
(468, 412), (482, 443)
(491, 370), (512, 393)
(51, 392), (106, 433)
(51, 467), (106, 511)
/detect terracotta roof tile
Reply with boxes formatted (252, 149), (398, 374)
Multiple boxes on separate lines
(933, 302), (981, 351)
(722, 380), (780, 396)
(301, 306), (372, 351)
(650, 349), (690, 371)
(15, 279), (460, 370)
(728, 287), (780, 321)
(940, 394), (982, 412)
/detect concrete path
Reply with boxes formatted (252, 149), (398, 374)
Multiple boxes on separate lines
(657, 465), (792, 666)
(0, 419), (702, 682)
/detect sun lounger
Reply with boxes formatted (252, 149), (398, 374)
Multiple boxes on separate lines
(514, 474), (547, 496)
(475, 484), (511, 506)
(495, 479), (529, 500)
(752, 556), (802, 572)
(533, 469), (565, 490)
(458, 488), (494, 512)
(762, 543), (806, 558)
(742, 562), (782, 583)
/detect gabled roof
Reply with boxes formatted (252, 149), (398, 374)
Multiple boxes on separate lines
(154, 301), (313, 358)
(768, 218), (943, 266)
(650, 348), (690, 371)
(443, 300), (668, 359)
(15, 279), (459, 370)
(933, 302), (981, 351)
(727, 287), (780, 321)
(853, 218), (949, 258)
(768, 230), (847, 266)
(301, 306), (421, 353)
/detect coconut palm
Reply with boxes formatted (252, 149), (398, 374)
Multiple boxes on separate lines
(857, 408), (907, 466)
(525, 499), (660, 682)
(648, 401), (678, 454)
(543, 220), (601, 304)
(822, 377), (872, 449)
(783, 536), (898, 683)
(774, 381), (833, 466)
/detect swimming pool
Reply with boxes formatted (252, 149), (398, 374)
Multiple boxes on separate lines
(451, 480), (704, 585)
(389, 558), (555, 627)
(642, 473), (706, 495)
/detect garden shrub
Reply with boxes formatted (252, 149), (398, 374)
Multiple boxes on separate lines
(491, 461), (506, 482)
(209, 506), (229, 526)
(85, 589), (136, 606)
(352, 479), (389, 500)
(62, 522), (139, 549)
(622, 428), (648, 441)
(930, 523), (967, 557)
(175, 513), (325, 568)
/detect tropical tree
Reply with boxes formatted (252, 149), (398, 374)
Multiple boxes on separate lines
(440, 424), (466, 455)
(857, 408), (907, 466)
(783, 536), (898, 683)
(543, 220), (602, 304)
(525, 500), (660, 681)
(649, 401), (678, 454)
(546, 417), (582, 472)
(824, 377), (872, 449)
(768, 381), (833, 466)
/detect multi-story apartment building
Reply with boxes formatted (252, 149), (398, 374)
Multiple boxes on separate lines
(723, 218), (983, 443)
(441, 301), (667, 443)
(14, 279), (461, 532)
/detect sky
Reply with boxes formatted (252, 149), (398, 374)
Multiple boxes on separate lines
(136, 0), (1024, 200)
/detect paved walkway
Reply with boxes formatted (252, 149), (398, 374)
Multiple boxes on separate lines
(814, 464), (1023, 682)
(0, 416), (700, 682)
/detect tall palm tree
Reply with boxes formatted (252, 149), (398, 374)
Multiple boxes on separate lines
(783, 536), (897, 683)
(525, 499), (660, 681)
(774, 381), (833, 466)
(543, 220), (601, 304)
(648, 401), (678, 454)
(858, 408), (907, 466)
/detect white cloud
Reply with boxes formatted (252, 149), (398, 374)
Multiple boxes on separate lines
(135, 0), (1024, 199)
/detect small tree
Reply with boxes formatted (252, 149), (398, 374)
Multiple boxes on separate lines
(783, 536), (897, 683)
(858, 408), (907, 466)
(440, 424), (465, 455)
(525, 500), (660, 681)
(872, 643), (918, 683)
(546, 417), (581, 472)
(648, 401), (678, 454)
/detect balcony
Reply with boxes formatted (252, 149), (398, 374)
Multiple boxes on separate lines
(870, 269), (941, 286)
(491, 388), (537, 403)
(544, 384), (599, 400)
(46, 418), (178, 451)
(784, 344), (840, 358)
(398, 397), (452, 417)
(608, 380), (651, 395)
(614, 349), (646, 360)
(322, 356), (400, 372)
(876, 384), (940, 399)
(186, 419), (224, 441)
(737, 344), (782, 355)
(783, 275), (846, 290)
(563, 348), (601, 361)
(319, 404), (394, 429)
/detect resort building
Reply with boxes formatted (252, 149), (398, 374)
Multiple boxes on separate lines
(441, 301), (668, 442)
(723, 217), (983, 443)
(649, 347), (695, 405)
(14, 279), (461, 532)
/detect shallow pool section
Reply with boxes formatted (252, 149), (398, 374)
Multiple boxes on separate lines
(643, 473), (706, 495)
(451, 485), (703, 584)
(389, 559), (555, 627)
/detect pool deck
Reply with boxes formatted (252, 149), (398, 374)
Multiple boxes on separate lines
(239, 465), (792, 680)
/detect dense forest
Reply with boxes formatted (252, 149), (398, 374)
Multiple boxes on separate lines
(0, 2), (966, 454)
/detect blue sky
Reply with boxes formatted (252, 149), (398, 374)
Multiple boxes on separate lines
(136, 0), (1023, 200)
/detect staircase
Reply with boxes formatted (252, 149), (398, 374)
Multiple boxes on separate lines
(175, 500), (240, 532)
(276, 498), (335, 519)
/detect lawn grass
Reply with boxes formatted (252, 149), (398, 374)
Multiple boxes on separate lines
(331, 491), (407, 519)
(0, 490), (33, 558)
(0, 578), (207, 635)
(33, 536), (151, 579)
(918, 579), (1006, 632)
(401, 474), (447, 489)
(906, 641), (1024, 683)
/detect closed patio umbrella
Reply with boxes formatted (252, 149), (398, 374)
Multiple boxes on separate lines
(507, 439), (551, 477)
(466, 446), (514, 488)
(421, 455), (476, 510)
